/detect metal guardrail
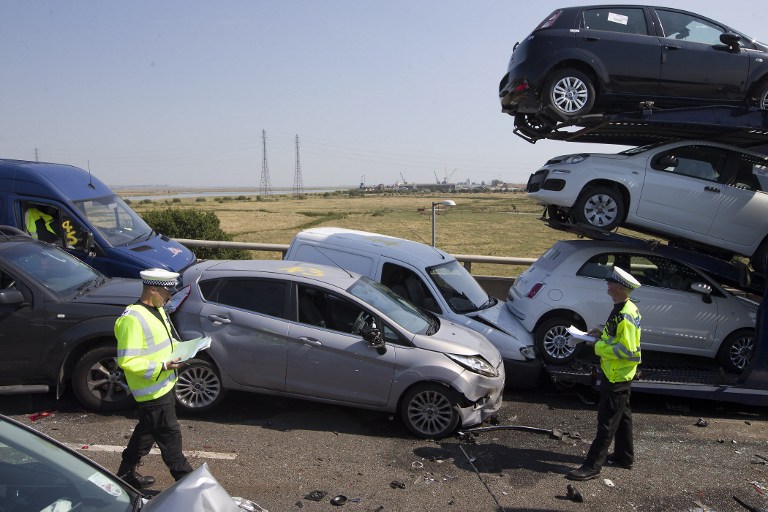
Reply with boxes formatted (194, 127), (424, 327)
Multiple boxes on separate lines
(173, 239), (536, 271)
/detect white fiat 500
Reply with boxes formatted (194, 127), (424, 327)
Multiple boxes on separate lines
(526, 140), (768, 272)
(506, 240), (757, 372)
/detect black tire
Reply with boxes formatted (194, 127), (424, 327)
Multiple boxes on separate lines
(174, 358), (226, 413)
(71, 344), (133, 411)
(750, 238), (768, 274)
(753, 81), (768, 110)
(543, 68), (596, 118)
(574, 186), (625, 230)
(717, 329), (755, 373)
(514, 113), (556, 135)
(535, 317), (582, 365)
(399, 383), (460, 439)
(546, 205), (572, 224)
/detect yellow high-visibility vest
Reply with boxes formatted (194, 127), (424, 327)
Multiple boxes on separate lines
(115, 304), (177, 402)
(595, 300), (641, 383)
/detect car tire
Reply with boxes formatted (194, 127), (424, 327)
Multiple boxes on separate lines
(399, 383), (460, 439)
(717, 329), (755, 373)
(543, 68), (596, 118)
(174, 358), (226, 413)
(753, 81), (768, 110)
(514, 113), (556, 135)
(574, 186), (625, 230)
(535, 317), (582, 365)
(71, 344), (133, 411)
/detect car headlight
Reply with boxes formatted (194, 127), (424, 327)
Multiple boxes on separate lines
(446, 354), (499, 378)
(562, 154), (589, 164)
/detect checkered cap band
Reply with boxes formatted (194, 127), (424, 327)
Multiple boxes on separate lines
(140, 269), (179, 287)
(607, 266), (641, 290)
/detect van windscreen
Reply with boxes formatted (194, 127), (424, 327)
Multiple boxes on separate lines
(72, 195), (154, 247)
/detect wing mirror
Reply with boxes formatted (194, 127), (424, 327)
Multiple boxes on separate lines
(0, 289), (25, 306)
(690, 282), (713, 304)
(361, 318), (387, 355)
(720, 32), (741, 51)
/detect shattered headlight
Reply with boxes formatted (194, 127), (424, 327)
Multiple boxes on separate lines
(446, 354), (499, 378)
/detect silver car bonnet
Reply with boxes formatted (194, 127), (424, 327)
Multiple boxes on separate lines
(410, 317), (503, 368)
(141, 463), (266, 511)
(467, 301), (535, 359)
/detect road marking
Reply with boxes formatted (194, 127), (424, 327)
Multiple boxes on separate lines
(65, 443), (237, 460)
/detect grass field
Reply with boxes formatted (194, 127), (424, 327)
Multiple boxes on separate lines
(124, 190), (628, 277)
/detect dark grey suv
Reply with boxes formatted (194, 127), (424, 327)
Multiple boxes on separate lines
(0, 227), (140, 410)
(499, 6), (768, 134)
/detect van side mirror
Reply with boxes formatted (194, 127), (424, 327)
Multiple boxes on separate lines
(85, 232), (97, 258)
(361, 318), (386, 354)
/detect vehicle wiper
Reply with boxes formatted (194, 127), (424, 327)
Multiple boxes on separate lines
(426, 312), (440, 335)
(75, 277), (100, 297)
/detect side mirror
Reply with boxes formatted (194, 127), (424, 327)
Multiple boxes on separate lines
(720, 32), (741, 51)
(691, 282), (713, 304)
(85, 232), (97, 258)
(361, 318), (386, 355)
(0, 289), (25, 306)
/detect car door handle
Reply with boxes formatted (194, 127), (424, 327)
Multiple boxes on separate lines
(298, 336), (322, 346)
(207, 314), (231, 324)
(583, 35), (601, 41)
(664, 44), (681, 50)
(704, 186), (721, 193)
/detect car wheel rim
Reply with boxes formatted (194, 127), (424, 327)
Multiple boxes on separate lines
(729, 335), (754, 370)
(583, 194), (618, 227)
(175, 366), (221, 409)
(551, 76), (589, 114)
(543, 325), (575, 360)
(87, 357), (130, 403)
(406, 389), (454, 437)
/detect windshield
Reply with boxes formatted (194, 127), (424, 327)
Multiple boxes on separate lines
(5, 243), (102, 296)
(0, 417), (136, 511)
(427, 260), (491, 313)
(72, 195), (154, 247)
(348, 276), (434, 335)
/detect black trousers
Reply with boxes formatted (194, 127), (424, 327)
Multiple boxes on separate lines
(584, 378), (634, 470)
(122, 391), (193, 481)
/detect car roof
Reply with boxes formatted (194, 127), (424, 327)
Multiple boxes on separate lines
(294, 227), (455, 267)
(189, 259), (363, 290)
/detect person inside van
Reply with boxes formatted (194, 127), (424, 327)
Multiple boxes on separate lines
(24, 205), (60, 244)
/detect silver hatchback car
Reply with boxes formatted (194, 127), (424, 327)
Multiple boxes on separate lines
(167, 260), (505, 439)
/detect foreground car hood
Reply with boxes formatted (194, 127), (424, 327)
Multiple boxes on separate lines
(74, 277), (142, 306)
(142, 463), (265, 511)
(463, 302), (535, 359)
(412, 318), (502, 368)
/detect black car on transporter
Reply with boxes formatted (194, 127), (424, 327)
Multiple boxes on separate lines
(499, 5), (768, 133)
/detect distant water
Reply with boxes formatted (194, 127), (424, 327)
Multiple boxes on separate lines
(123, 188), (343, 201)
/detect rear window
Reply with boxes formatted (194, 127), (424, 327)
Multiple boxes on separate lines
(581, 8), (648, 35)
(533, 244), (572, 271)
(199, 277), (288, 318)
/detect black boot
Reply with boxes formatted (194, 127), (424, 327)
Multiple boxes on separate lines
(117, 461), (156, 489)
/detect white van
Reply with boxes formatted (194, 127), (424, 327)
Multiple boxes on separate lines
(285, 227), (541, 387)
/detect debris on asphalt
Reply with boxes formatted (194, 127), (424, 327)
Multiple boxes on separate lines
(691, 499), (713, 511)
(566, 484), (584, 502)
(303, 490), (326, 501)
(28, 410), (55, 422)
(389, 481), (406, 489)
(751, 481), (768, 495)
(411, 461), (424, 469)
(603, 479), (615, 487)
(695, 418), (709, 427)
(751, 454), (768, 465)
(329, 495), (347, 506)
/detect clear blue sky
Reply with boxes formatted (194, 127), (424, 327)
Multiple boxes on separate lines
(0, 1), (763, 189)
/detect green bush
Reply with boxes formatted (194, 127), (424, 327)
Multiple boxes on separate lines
(141, 208), (251, 260)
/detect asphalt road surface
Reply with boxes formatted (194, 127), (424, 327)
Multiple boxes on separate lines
(2, 381), (767, 512)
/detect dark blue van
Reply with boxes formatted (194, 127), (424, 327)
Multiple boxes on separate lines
(0, 159), (196, 278)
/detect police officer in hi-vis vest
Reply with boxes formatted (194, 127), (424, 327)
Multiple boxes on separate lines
(568, 266), (641, 481)
(115, 268), (193, 489)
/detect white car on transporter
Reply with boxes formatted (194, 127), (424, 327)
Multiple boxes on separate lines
(526, 140), (768, 273)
